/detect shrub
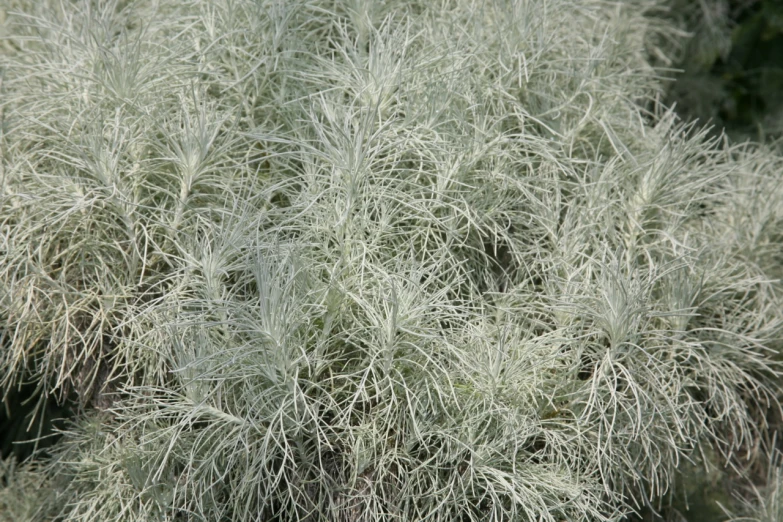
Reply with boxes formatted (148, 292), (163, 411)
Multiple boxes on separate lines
(0, 0), (781, 521)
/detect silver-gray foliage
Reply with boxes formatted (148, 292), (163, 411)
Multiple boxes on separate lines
(0, 0), (782, 521)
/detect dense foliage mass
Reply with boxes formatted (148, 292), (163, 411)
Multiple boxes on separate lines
(0, 0), (782, 521)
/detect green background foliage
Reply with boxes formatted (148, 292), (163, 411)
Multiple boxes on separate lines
(666, 0), (783, 141)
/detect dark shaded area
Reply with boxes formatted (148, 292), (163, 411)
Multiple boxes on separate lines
(713, 1), (783, 135)
(0, 380), (72, 463)
(667, 0), (783, 140)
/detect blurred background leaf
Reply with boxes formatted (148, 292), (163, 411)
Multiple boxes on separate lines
(666, 0), (783, 141)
